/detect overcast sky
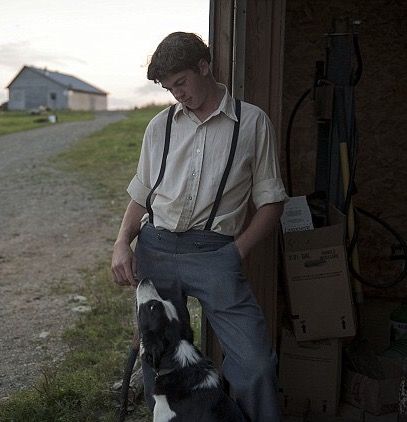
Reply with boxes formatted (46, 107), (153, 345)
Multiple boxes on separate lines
(0, 0), (209, 109)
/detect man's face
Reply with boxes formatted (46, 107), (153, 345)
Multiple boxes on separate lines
(160, 61), (209, 111)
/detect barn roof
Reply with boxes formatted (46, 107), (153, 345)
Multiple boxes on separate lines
(7, 66), (107, 95)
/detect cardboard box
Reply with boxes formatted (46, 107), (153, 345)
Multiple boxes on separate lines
(279, 328), (342, 416)
(283, 206), (356, 341)
(342, 357), (402, 415)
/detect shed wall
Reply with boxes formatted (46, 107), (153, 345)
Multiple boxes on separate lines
(8, 68), (67, 110)
(282, 0), (407, 297)
(67, 91), (107, 111)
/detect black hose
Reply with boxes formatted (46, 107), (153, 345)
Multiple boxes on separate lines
(351, 33), (363, 86)
(348, 207), (407, 289)
(285, 88), (312, 196)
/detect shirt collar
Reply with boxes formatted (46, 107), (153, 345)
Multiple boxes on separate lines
(173, 83), (238, 123)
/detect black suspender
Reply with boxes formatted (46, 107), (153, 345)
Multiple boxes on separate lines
(146, 104), (176, 225)
(204, 98), (241, 230)
(146, 98), (242, 230)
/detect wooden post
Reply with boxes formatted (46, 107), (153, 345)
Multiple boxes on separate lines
(209, 0), (234, 91)
(243, 0), (286, 343)
(202, 0), (235, 367)
(204, 0), (286, 362)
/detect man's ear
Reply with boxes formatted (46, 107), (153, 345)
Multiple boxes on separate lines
(198, 58), (210, 76)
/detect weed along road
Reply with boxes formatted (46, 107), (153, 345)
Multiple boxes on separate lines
(0, 111), (127, 399)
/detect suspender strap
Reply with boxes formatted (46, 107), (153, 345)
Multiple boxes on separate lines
(204, 98), (241, 231)
(146, 105), (176, 225)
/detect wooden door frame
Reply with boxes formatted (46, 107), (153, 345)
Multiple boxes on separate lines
(202, 0), (286, 366)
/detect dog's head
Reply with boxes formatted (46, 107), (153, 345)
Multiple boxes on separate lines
(136, 279), (193, 370)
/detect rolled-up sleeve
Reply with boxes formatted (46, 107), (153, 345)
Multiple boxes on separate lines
(251, 112), (288, 209)
(252, 177), (288, 208)
(127, 173), (151, 206)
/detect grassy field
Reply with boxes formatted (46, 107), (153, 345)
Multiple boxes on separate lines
(0, 106), (202, 422)
(54, 107), (164, 212)
(0, 110), (94, 136)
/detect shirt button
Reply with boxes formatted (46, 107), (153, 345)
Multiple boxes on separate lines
(192, 171), (196, 177)
(196, 148), (201, 154)
(187, 195), (192, 200)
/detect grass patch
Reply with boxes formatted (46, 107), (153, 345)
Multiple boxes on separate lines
(0, 266), (136, 422)
(0, 105), (166, 421)
(0, 104), (202, 421)
(54, 106), (165, 212)
(0, 110), (94, 136)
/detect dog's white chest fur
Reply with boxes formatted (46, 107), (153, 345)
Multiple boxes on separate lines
(153, 394), (176, 422)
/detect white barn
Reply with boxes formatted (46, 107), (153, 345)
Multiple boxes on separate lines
(7, 66), (108, 111)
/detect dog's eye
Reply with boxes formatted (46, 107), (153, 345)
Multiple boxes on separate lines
(150, 303), (156, 312)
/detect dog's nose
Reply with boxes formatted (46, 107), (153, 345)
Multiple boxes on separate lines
(137, 278), (155, 292)
(136, 278), (162, 310)
(139, 278), (152, 287)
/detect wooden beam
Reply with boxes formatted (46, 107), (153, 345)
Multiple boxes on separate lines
(243, 0), (286, 343)
(203, 0), (235, 368)
(244, 0), (286, 142)
(209, 0), (234, 90)
(205, 0), (286, 361)
(232, 0), (247, 99)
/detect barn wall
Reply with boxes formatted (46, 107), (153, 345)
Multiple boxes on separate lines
(67, 91), (107, 111)
(282, 0), (407, 298)
(8, 68), (67, 110)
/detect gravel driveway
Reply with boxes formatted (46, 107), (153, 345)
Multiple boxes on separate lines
(0, 112), (127, 399)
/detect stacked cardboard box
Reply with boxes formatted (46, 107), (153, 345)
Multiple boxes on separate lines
(279, 329), (343, 416)
(279, 197), (357, 417)
(342, 356), (402, 415)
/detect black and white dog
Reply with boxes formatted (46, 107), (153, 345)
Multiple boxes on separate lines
(136, 278), (246, 422)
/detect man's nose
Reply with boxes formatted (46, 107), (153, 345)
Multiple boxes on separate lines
(173, 87), (184, 101)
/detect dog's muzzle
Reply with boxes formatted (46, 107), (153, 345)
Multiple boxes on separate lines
(136, 278), (162, 310)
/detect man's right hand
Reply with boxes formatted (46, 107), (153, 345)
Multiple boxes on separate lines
(111, 241), (138, 287)
(111, 200), (146, 287)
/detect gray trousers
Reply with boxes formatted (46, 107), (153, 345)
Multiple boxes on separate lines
(135, 223), (282, 422)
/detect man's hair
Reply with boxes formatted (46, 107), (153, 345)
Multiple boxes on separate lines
(147, 32), (211, 83)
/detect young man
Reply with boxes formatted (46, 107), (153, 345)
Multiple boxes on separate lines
(111, 32), (287, 421)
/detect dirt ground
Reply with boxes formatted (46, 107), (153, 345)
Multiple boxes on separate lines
(0, 112), (126, 399)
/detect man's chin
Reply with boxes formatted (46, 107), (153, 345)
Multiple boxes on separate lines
(182, 98), (193, 108)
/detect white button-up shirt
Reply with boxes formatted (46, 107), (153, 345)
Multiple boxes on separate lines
(127, 85), (287, 236)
